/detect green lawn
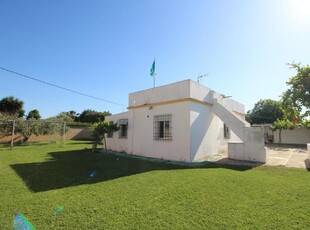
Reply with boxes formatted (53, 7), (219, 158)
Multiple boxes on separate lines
(1, 141), (310, 229)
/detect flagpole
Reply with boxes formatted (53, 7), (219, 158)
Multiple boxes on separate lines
(150, 59), (156, 88)
(153, 58), (156, 88)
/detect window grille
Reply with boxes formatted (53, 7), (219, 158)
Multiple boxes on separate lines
(224, 123), (231, 139)
(119, 119), (128, 139)
(153, 114), (172, 140)
(119, 119), (128, 125)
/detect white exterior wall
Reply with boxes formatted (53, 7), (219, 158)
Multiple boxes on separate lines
(228, 127), (267, 163)
(190, 102), (217, 161)
(106, 103), (190, 161)
(128, 102), (190, 161)
(243, 127), (267, 162)
(128, 80), (191, 107)
(105, 112), (129, 152)
(189, 101), (240, 161)
(106, 79), (253, 163)
(188, 80), (246, 116)
(128, 79), (246, 114)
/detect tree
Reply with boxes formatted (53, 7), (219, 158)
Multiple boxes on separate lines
(281, 63), (310, 118)
(272, 62), (310, 143)
(67, 110), (78, 121)
(56, 111), (79, 123)
(44, 117), (69, 136)
(77, 109), (111, 123)
(26, 109), (41, 120)
(0, 115), (16, 137)
(57, 112), (74, 123)
(0, 96), (24, 117)
(15, 118), (41, 142)
(302, 119), (310, 129)
(246, 99), (283, 124)
(92, 121), (119, 152)
(15, 118), (67, 143)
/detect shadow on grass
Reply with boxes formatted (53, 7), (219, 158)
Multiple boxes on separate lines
(65, 141), (93, 145)
(10, 149), (254, 193)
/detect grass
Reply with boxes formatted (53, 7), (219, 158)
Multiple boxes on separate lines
(1, 141), (310, 229)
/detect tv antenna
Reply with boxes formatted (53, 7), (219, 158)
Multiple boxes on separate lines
(197, 73), (209, 83)
(221, 94), (232, 99)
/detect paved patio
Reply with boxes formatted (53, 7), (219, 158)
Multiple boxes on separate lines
(209, 144), (310, 169)
(266, 144), (310, 168)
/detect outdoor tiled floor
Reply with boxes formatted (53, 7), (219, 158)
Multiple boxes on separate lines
(266, 145), (309, 168)
(212, 144), (310, 169)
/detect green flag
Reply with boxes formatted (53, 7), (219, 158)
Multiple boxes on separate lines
(150, 60), (155, 77)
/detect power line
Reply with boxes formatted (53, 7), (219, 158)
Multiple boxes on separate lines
(0, 66), (126, 107)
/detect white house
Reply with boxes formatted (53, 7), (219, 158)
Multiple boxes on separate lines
(106, 80), (267, 163)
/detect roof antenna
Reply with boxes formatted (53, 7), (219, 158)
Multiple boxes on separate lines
(197, 73), (209, 83)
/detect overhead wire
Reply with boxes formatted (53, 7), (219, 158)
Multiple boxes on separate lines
(0, 66), (126, 107)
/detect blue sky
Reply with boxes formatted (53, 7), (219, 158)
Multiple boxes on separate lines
(1, 0), (310, 118)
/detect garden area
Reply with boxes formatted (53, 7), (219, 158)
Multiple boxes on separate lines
(1, 140), (310, 229)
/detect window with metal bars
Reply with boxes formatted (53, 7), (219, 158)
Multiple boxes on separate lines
(153, 114), (172, 140)
(118, 119), (128, 139)
(224, 123), (231, 139)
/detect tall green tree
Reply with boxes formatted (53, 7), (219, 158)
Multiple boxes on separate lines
(0, 96), (24, 117)
(26, 109), (41, 120)
(271, 63), (310, 143)
(67, 110), (78, 121)
(57, 112), (74, 123)
(77, 109), (111, 123)
(246, 99), (283, 124)
(281, 62), (310, 119)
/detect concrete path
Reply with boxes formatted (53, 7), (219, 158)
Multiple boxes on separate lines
(266, 144), (310, 168)
(210, 144), (310, 169)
